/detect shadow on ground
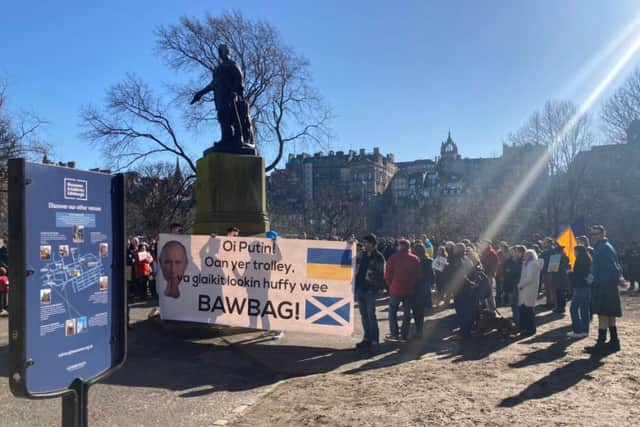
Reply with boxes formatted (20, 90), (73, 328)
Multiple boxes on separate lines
(0, 317), (282, 398)
(499, 354), (605, 407)
(103, 318), (285, 397)
(0, 298), (593, 399)
(343, 305), (573, 375)
(508, 325), (573, 368)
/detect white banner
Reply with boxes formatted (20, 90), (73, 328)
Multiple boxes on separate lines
(156, 234), (355, 336)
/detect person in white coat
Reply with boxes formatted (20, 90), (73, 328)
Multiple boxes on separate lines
(518, 249), (544, 336)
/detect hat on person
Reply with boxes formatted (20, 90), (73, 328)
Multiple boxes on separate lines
(362, 234), (377, 245)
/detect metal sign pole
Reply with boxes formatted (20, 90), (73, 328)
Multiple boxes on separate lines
(61, 380), (88, 427)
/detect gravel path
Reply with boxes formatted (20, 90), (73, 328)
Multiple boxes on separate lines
(233, 295), (640, 426)
(4, 295), (639, 426)
(0, 301), (280, 427)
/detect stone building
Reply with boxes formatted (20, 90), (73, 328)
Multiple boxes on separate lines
(268, 133), (548, 239)
(268, 148), (396, 236)
(380, 132), (548, 238)
(572, 124), (640, 242)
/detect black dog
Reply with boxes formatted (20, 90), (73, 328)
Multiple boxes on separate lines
(478, 309), (519, 336)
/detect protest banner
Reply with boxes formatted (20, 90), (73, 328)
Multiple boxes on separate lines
(548, 254), (561, 273)
(156, 234), (355, 336)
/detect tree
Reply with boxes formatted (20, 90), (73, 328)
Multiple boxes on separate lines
(82, 10), (331, 173)
(0, 82), (49, 238)
(0, 82), (49, 166)
(425, 197), (464, 241)
(82, 75), (197, 174)
(601, 67), (640, 144)
(507, 100), (594, 234)
(126, 161), (194, 237)
(312, 187), (364, 238)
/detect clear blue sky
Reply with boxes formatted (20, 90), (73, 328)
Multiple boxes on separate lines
(2, 0), (640, 170)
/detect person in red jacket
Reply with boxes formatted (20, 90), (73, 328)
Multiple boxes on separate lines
(384, 240), (422, 341)
(0, 267), (9, 314)
(480, 240), (499, 312)
(135, 243), (154, 299)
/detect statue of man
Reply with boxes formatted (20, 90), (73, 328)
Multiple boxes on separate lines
(191, 44), (256, 155)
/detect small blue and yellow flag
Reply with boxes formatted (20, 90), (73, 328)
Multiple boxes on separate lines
(306, 248), (352, 280)
(555, 218), (586, 268)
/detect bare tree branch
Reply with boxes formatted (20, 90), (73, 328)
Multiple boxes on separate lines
(601, 67), (640, 144)
(0, 83), (51, 237)
(125, 161), (194, 236)
(82, 11), (331, 174)
(507, 100), (594, 232)
(80, 74), (196, 173)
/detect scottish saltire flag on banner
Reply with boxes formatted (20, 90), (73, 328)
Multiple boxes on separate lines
(306, 248), (353, 280)
(305, 296), (351, 326)
(556, 218), (586, 267)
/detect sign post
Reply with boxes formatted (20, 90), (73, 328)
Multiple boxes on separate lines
(61, 379), (89, 427)
(7, 159), (126, 427)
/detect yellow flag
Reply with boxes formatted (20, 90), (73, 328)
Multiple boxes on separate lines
(555, 226), (577, 268)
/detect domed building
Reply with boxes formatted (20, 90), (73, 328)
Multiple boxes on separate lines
(268, 130), (550, 239)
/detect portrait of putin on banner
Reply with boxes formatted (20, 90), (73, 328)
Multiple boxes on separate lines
(159, 240), (188, 299)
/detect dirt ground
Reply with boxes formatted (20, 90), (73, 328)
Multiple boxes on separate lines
(0, 301), (280, 427)
(233, 294), (640, 426)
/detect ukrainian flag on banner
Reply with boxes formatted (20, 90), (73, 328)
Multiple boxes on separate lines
(307, 248), (353, 280)
(555, 218), (586, 268)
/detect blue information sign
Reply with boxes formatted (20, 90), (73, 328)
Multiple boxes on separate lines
(8, 160), (126, 398)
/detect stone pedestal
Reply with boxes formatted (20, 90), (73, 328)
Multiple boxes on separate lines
(193, 153), (270, 236)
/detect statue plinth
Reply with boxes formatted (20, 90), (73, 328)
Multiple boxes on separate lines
(203, 142), (257, 157)
(193, 152), (270, 236)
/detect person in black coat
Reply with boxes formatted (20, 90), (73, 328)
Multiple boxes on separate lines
(450, 243), (477, 340)
(624, 241), (640, 292)
(0, 244), (8, 269)
(551, 245), (571, 314)
(412, 244), (435, 338)
(568, 245), (592, 338)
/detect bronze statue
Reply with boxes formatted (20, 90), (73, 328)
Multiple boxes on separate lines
(191, 44), (257, 155)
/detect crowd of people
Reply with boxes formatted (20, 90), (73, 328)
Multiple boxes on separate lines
(126, 237), (158, 301)
(0, 208), (635, 360)
(126, 222), (188, 302)
(353, 225), (631, 356)
(121, 222), (635, 355)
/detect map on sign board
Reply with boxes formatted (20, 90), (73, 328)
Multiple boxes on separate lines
(40, 250), (107, 315)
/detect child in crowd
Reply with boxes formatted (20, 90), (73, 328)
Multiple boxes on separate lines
(0, 267), (9, 314)
(135, 244), (154, 299)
